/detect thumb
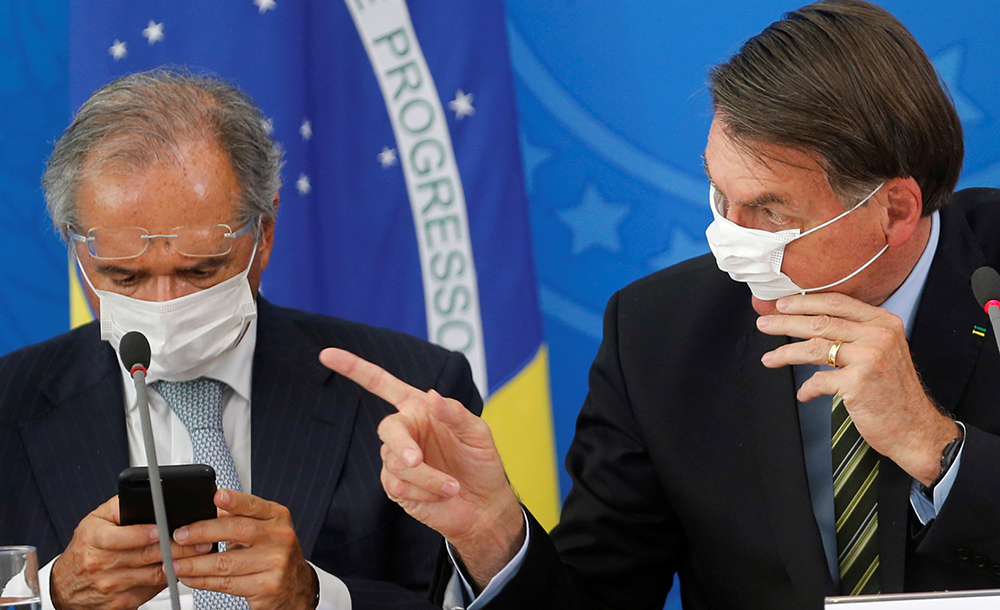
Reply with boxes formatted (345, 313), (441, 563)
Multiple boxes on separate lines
(425, 390), (492, 447)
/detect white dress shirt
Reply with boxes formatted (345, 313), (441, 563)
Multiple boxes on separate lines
(37, 319), (352, 610)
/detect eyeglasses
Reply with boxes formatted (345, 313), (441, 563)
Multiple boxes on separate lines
(68, 218), (257, 260)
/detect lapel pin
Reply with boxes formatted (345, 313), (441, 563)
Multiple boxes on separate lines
(972, 325), (987, 338)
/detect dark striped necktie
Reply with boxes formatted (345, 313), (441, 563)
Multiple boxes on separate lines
(832, 394), (881, 596)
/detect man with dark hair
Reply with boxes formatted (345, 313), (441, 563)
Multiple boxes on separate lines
(322, 1), (1000, 608)
(0, 69), (479, 610)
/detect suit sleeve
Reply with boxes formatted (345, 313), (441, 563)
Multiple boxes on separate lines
(912, 423), (1000, 580)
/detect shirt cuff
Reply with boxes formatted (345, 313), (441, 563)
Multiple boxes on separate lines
(309, 561), (352, 610)
(910, 421), (966, 525)
(38, 555), (55, 610)
(443, 508), (530, 609)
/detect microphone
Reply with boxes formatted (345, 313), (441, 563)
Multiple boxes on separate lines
(120, 331), (151, 374)
(971, 267), (1000, 355)
(119, 332), (181, 610)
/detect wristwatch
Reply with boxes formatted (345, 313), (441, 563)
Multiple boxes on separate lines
(920, 424), (965, 497)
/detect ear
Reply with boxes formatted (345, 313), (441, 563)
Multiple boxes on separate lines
(883, 177), (923, 248)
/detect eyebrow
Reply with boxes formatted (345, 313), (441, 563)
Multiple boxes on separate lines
(95, 255), (231, 276)
(701, 156), (791, 209)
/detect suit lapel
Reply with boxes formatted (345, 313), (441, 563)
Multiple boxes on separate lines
(19, 327), (129, 547)
(250, 300), (361, 557)
(878, 205), (991, 590)
(739, 312), (838, 599)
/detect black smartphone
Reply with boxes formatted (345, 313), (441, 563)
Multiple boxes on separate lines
(118, 464), (218, 533)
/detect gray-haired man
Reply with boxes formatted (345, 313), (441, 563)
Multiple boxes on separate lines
(0, 69), (480, 610)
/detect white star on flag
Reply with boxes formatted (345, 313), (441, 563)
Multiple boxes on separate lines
(296, 174), (311, 195)
(254, 0), (276, 14)
(377, 147), (398, 168)
(300, 119), (312, 141)
(109, 40), (127, 61)
(448, 89), (475, 119)
(143, 21), (164, 45)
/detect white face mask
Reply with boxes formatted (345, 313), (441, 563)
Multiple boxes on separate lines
(704, 182), (886, 301)
(78, 245), (258, 381)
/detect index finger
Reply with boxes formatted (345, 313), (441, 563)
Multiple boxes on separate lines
(91, 496), (160, 551)
(319, 347), (421, 408)
(775, 292), (883, 322)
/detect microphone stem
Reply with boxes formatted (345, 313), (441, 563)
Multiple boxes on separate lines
(134, 370), (182, 610)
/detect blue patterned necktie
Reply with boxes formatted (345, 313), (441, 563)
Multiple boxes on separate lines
(152, 378), (250, 610)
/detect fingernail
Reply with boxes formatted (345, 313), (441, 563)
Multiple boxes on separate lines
(442, 480), (459, 495)
(218, 489), (230, 503)
(172, 561), (181, 575)
(196, 543), (212, 553)
(761, 352), (774, 365)
(776, 297), (790, 311)
(174, 527), (188, 543)
(757, 316), (771, 329)
(402, 448), (418, 467)
(149, 526), (159, 540)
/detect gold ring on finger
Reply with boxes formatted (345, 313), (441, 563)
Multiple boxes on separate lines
(828, 340), (844, 368)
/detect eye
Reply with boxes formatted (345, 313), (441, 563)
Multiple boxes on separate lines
(109, 274), (140, 287)
(761, 207), (791, 225)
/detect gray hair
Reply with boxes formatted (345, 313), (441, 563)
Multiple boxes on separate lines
(43, 68), (284, 241)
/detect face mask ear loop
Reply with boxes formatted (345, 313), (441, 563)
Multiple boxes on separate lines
(799, 242), (890, 294)
(796, 181), (885, 240)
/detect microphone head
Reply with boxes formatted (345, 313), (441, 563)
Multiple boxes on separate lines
(119, 331), (151, 373)
(972, 266), (1000, 309)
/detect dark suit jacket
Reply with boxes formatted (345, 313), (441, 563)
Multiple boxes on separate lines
(468, 188), (1000, 609)
(0, 297), (482, 610)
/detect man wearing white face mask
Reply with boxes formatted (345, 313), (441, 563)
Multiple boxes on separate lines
(0, 69), (481, 610)
(307, 1), (1000, 609)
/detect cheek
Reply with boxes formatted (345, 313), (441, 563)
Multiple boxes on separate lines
(779, 233), (844, 286)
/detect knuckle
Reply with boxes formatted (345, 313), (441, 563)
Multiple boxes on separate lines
(390, 477), (408, 497)
(80, 549), (103, 573)
(807, 337), (827, 357)
(93, 575), (116, 596)
(229, 517), (251, 539)
(823, 292), (844, 309)
(273, 525), (296, 548)
(809, 314), (833, 332)
(385, 452), (404, 474)
(878, 323), (899, 342)
(377, 415), (400, 440)
(214, 550), (235, 574)
(139, 542), (158, 565)
(273, 502), (292, 523)
(217, 575), (236, 593)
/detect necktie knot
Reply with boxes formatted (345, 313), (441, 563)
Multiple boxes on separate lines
(152, 378), (226, 432)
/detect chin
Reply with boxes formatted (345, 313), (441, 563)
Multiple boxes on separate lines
(751, 296), (779, 316)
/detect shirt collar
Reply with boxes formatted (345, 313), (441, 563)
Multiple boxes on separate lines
(121, 318), (257, 413)
(879, 210), (940, 339)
